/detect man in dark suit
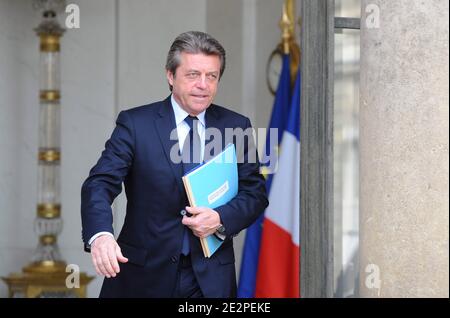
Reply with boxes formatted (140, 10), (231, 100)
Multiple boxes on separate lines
(81, 31), (268, 298)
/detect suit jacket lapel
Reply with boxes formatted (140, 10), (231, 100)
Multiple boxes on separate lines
(204, 104), (225, 162)
(154, 97), (185, 196)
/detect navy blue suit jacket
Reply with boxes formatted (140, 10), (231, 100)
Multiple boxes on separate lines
(81, 96), (268, 297)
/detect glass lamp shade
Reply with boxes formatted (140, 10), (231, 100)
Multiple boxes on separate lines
(34, 217), (63, 236)
(39, 102), (60, 149)
(40, 52), (60, 91)
(37, 163), (60, 204)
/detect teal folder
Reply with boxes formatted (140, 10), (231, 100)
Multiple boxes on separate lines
(182, 144), (238, 257)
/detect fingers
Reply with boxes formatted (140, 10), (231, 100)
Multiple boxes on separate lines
(182, 207), (222, 237)
(107, 248), (120, 276)
(183, 215), (200, 236)
(91, 236), (125, 278)
(185, 206), (205, 215)
(116, 246), (129, 263)
(93, 253), (109, 277)
(183, 208), (220, 236)
(187, 220), (216, 238)
(182, 215), (194, 226)
(182, 215), (207, 230)
(100, 248), (115, 278)
(91, 254), (101, 276)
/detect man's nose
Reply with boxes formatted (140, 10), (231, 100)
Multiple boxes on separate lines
(195, 75), (207, 89)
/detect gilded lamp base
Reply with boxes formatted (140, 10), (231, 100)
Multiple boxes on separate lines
(2, 261), (94, 298)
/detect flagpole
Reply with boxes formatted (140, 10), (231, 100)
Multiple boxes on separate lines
(280, 0), (300, 87)
(280, 3), (292, 55)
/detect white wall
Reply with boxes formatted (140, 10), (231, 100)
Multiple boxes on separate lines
(0, 0), (294, 297)
(60, 0), (118, 298)
(117, 0), (207, 109)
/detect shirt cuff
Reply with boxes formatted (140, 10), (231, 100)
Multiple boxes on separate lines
(88, 232), (114, 246)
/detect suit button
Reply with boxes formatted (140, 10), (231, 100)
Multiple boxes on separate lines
(180, 209), (192, 217)
(171, 256), (178, 263)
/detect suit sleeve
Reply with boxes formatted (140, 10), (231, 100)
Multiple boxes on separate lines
(215, 117), (269, 237)
(81, 111), (135, 246)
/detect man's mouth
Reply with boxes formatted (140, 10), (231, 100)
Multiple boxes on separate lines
(191, 94), (209, 99)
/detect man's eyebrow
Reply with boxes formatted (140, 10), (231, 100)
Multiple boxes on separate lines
(184, 69), (218, 73)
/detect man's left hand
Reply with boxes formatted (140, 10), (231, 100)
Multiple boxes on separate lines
(182, 206), (221, 238)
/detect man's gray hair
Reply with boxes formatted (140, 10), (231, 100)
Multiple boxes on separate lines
(166, 31), (226, 90)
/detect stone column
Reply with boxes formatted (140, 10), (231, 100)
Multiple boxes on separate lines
(359, 0), (449, 297)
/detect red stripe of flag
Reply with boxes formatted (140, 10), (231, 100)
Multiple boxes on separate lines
(255, 218), (300, 298)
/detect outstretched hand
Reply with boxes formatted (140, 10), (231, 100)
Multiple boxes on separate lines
(91, 235), (128, 278)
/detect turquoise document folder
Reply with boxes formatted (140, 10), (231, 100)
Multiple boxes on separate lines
(182, 144), (238, 257)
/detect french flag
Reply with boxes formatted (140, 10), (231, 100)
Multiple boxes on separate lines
(255, 70), (300, 298)
(238, 54), (292, 298)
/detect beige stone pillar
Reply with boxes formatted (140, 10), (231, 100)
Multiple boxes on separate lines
(359, 0), (449, 297)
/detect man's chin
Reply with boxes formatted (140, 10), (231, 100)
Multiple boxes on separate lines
(190, 102), (211, 113)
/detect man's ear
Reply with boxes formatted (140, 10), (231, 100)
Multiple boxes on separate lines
(166, 70), (174, 86)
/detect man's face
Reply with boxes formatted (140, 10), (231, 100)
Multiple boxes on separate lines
(167, 52), (221, 116)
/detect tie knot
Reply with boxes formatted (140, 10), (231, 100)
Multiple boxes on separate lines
(184, 115), (198, 130)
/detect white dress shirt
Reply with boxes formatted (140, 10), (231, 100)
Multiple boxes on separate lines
(170, 94), (206, 162)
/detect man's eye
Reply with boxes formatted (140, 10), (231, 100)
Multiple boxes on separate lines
(207, 74), (218, 80)
(186, 73), (199, 79)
